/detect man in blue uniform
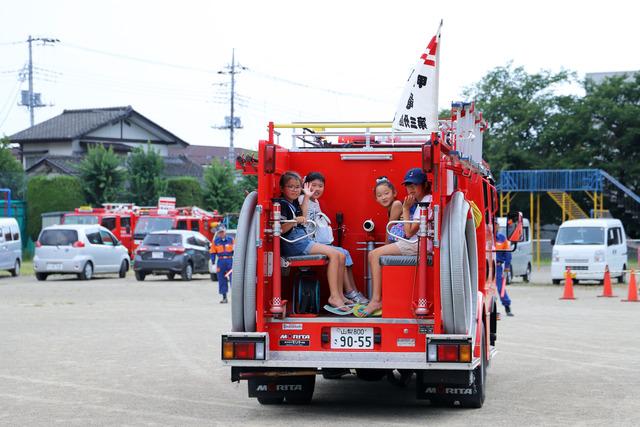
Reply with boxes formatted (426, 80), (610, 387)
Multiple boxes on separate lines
(495, 232), (514, 317)
(211, 226), (234, 303)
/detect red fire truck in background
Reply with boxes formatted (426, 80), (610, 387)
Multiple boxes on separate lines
(63, 202), (224, 255)
(132, 206), (223, 251)
(221, 114), (523, 407)
(62, 204), (137, 256)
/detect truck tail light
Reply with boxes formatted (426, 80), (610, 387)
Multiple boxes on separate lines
(427, 339), (472, 363)
(167, 246), (185, 254)
(222, 335), (266, 360)
(422, 143), (433, 173)
(264, 144), (276, 174)
(73, 241), (85, 248)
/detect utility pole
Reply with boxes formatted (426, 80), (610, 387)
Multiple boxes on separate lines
(22, 35), (59, 127)
(216, 49), (246, 165)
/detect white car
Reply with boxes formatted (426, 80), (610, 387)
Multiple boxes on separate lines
(34, 224), (130, 281)
(0, 217), (22, 277)
(551, 218), (627, 284)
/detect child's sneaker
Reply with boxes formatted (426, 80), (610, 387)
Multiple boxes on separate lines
(344, 290), (369, 304)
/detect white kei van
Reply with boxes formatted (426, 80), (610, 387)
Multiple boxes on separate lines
(551, 218), (627, 284)
(0, 217), (22, 276)
(498, 217), (532, 282)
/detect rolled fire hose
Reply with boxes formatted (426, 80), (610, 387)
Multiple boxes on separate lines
(243, 208), (258, 332)
(440, 191), (478, 335)
(231, 191), (257, 332)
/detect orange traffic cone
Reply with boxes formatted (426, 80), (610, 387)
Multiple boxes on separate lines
(622, 270), (639, 302)
(560, 267), (576, 300)
(598, 266), (616, 298)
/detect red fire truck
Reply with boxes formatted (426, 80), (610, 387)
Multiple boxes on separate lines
(62, 204), (137, 255)
(132, 206), (222, 251)
(221, 117), (522, 407)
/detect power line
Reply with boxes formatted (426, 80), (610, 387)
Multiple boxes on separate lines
(59, 42), (215, 74)
(247, 68), (389, 103)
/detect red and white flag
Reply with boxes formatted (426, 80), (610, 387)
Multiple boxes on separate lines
(392, 21), (442, 133)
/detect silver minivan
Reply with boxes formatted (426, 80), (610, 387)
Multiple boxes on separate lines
(34, 224), (130, 281)
(498, 217), (532, 283)
(0, 217), (22, 276)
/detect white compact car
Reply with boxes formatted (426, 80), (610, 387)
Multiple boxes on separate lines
(551, 218), (627, 284)
(0, 217), (22, 276)
(34, 224), (130, 281)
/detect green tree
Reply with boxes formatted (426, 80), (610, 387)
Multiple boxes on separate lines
(0, 136), (25, 198)
(166, 177), (203, 207)
(203, 158), (243, 213)
(78, 145), (125, 205)
(578, 73), (640, 191)
(27, 175), (85, 240)
(463, 62), (575, 171)
(237, 174), (258, 199)
(126, 144), (167, 205)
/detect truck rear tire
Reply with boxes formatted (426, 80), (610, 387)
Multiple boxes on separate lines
(284, 375), (315, 404)
(552, 279), (561, 285)
(461, 323), (486, 408)
(522, 264), (531, 283)
(257, 396), (284, 405)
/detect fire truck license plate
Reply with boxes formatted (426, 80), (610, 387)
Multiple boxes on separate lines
(330, 327), (374, 349)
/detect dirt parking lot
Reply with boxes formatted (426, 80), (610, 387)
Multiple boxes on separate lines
(1, 268), (639, 426)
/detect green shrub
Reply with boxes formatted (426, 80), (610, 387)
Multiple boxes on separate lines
(27, 175), (85, 240)
(166, 177), (203, 207)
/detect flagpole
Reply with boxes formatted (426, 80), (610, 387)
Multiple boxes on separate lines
(435, 20), (442, 126)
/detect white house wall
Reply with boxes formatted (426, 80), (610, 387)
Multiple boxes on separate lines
(87, 119), (170, 155)
(23, 141), (73, 155)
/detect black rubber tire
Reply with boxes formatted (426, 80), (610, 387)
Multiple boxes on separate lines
(284, 375), (315, 404)
(35, 272), (48, 281)
(461, 323), (487, 408)
(506, 268), (512, 285)
(167, 272), (176, 280)
(552, 279), (561, 285)
(78, 262), (93, 280)
(522, 264), (531, 283)
(135, 270), (146, 281)
(118, 260), (128, 278)
(257, 396), (284, 405)
(210, 273), (217, 281)
(181, 262), (193, 281)
(322, 368), (349, 379)
(433, 323), (487, 408)
(10, 259), (20, 277)
(618, 265), (626, 283)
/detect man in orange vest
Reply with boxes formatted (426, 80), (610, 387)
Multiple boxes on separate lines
(495, 232), (514, 317)
(211, 226), (234, 303)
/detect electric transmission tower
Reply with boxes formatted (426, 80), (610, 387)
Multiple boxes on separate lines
(216, 48), (247, 165)
(19, 35), (59, 127)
